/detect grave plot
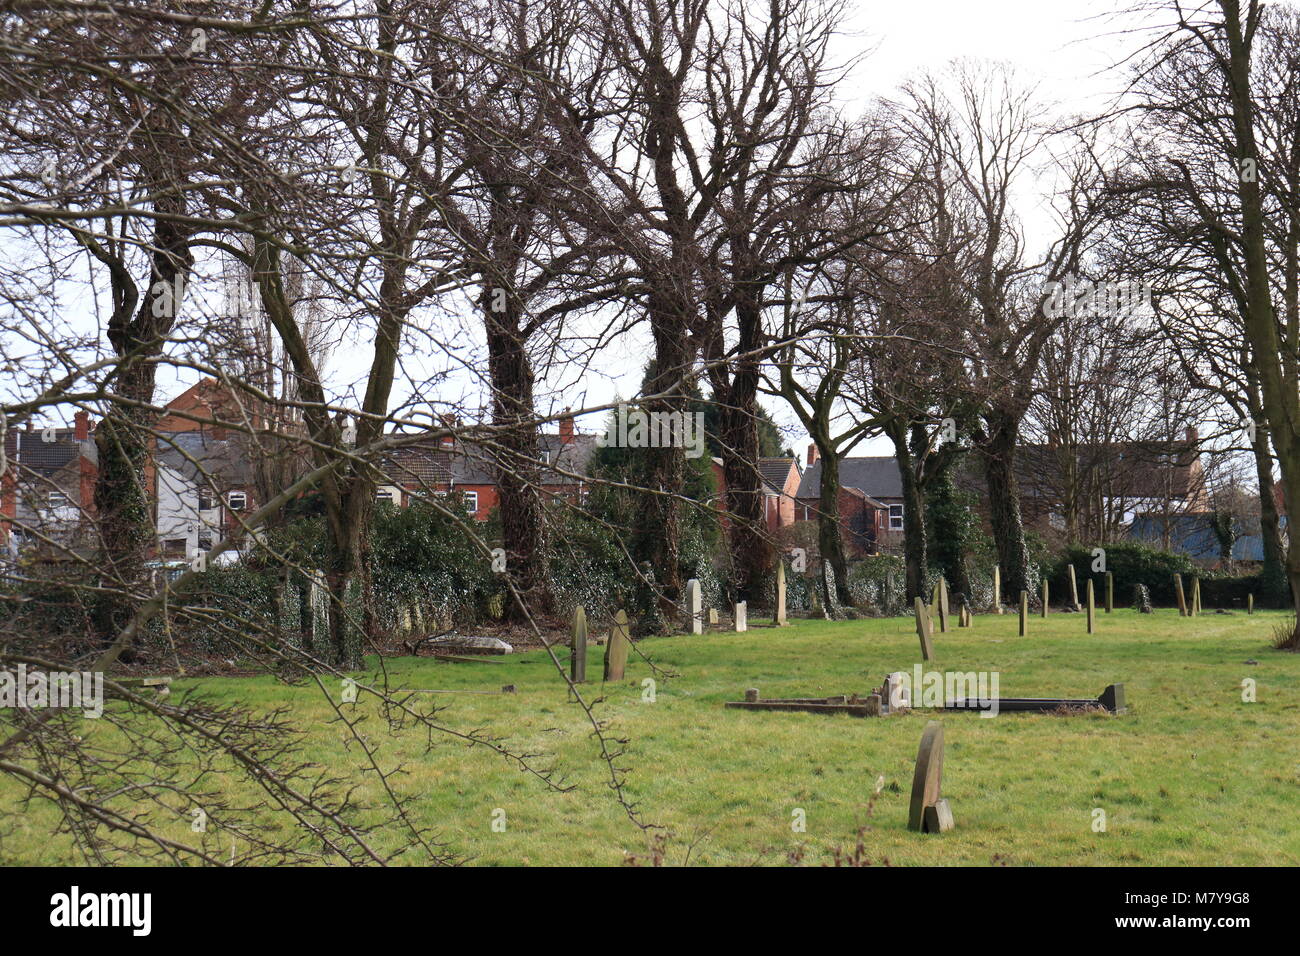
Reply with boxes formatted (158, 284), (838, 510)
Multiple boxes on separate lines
(723, 673), (912, 718)
(937, 683), (1127, 715)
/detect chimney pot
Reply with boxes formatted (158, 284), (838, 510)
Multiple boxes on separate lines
(807, 442), (819, 466)
(74, 410), (90, 441)
(559, 413), (575, 445)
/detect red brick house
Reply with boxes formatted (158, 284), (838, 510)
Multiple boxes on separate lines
(1, 410), (98, 556)
(795, 445), (893, 556)
(377, 416), (597, 519)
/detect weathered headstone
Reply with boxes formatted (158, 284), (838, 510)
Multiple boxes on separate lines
(883, 671), (911, 712)
(603, 609), (631, 681)
(707, 608), (719, 627)
(1019, 590), (1028, 636)
(1248, 593), (1254, 615)
(775, 561), (788, 626)
(936, 582), (949, 633)
(908, 721), (951, 833)
(1041, 578), (1049, 618)
(734, 601), (747, 632)
(1086, 578), (1095, 634)
(914, 597), (934, 661)
(1067, 564), (1080, 611)
(1134, 583), (1153, 614)
(570, 606), (588, 684)
(686, 579), (703, 635)
(1105, 571), (1114, 613)
(1191, 577), (1201, 616)
(992, 565), (1003, 614)
(1174, 573), (1188, 616)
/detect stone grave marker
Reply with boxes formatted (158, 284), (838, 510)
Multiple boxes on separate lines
(734, 601), (747, 632)
(775, 561), (788, 626)
(1191, 577), (1201, 616)
(1174, 574), (1188, 616)
(914, 597), (934, 661)
(603, 609), (631, 681)
(686, 579), (703, 634)
(707, 608), (719, 627)
(1067, 564), (1081, 611)
(570, 606), (588, 684)
(1019, 590), (1028, 636)
(936, 578), (950, 633)
(1041, 578), (1049, 617)
(1134, 583), (1153, 614)
(1248, 593), (1254, 615)
(992, 565), (1003, 614)
(1086, 578), (1095, 634)
(908, 721), (952, 833)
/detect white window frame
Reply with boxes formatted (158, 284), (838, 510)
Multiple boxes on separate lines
(375, 488), (397, 505)
(888, 504), (904, 531)
(226, 491), (247, 512)
(462, 491), (478, 514)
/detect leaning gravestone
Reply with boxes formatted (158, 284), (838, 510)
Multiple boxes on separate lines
(914, 597), (934, 661)
(604, 610), (631, 681)
(1066, 564), (1081, 611)
(734, 601), (747, 632)
(908, 721), (952, 833)
(685, 579), (703, 635)
(708, 608), (719, 627)
(571, 606), (588, 683)
(775, 561), (788, 626)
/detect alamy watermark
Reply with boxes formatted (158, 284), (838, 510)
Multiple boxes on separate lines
(1042, 275), (1153, 320)
(893, 665), (1001, 718)
(595, 403), (706, 460)
(0, 664), (103, 718)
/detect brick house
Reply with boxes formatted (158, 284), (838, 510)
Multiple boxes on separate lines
(377, 416), (598, 518)
(795, 445), (894, 556)
(1, 410), (98, 557)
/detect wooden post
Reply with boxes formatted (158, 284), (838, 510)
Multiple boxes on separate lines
(1018, 590), (1028, 636)
(1041, 578), (1049, 618)
(1086, 579), (1095, 634)
(1174, 574), (1187, 617)
(1248, 593), (1254, 615)
(915, 597), (934, 661)
(1067, 564), (1080, 611)
(1105, 571), (1114, 613)
(992, 565), (1003, 613)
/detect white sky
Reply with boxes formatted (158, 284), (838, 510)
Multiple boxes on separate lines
(12, 0), (1168, 466)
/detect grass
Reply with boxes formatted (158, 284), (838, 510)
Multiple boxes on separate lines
(4, 608), (1300, 866)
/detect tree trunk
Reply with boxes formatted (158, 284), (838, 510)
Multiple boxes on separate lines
(885, 425), (927, 603)
(814, 447), (854, 607)
(979, 412), (1030, 603)
(1251, 419), (1288, 604)
(645, 296), (693, 610)
(484, 293), (554, 619)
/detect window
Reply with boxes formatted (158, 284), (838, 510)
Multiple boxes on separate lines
(888, 504), (904, 531)
(375, 488), (397, 505)
(462, 491), (478, 514)
(541, 450), (552, 465)
(226, 491), (247, 512)
(46, 491), (70, 509)
(162, 538), (187, 558)
(197, 491), (217, 511)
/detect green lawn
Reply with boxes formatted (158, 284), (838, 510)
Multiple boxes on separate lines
(5, 609), (1300, 865)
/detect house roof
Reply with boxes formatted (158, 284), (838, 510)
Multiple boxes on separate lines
(156, 431), (254, 487)
(1128, 512), (1288, 562)
(380, 432), (598, 489)
(4, 428), (95, 478)
(1018, 441), (1202, 500)
(758, 457), (798, 494)
(797, 457), (902, 501)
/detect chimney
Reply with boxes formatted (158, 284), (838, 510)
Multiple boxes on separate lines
(74, 409), (90, 441)
(77, 412), (96, 515)
(1185, 426), (1199, 445)
(559, 413), (575, 445)
(439, 414), (457, 449)
(807, 442), (819, 467)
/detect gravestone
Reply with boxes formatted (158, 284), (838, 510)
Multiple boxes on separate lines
(1174, 574), (1188, 616)
(1067, 564), (1080, 611)
(908, 721), (952, 833)
(686, 579), (703, 635)
(775, 561), (788, 626)
(936, 579), (949, 633)
(571, 606), (588, 683)
(1191, 577), (1201, 616)
(1019, 590), (1028, 636)
(992, 565), (1003, 614)
(883, 672), (911, 713)
(604, 609), (631, 681)
(734, 601), (747, 632)
(1134, 583), (1153, 614)
(708, 608), (719, 627)
(914, 597), (934, 661)
(1086, 578), (1095, 634)
(1248, 593), (1254, 615)
(1041, 578), (1049, 617)
(1105, 571), (1114, 613)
